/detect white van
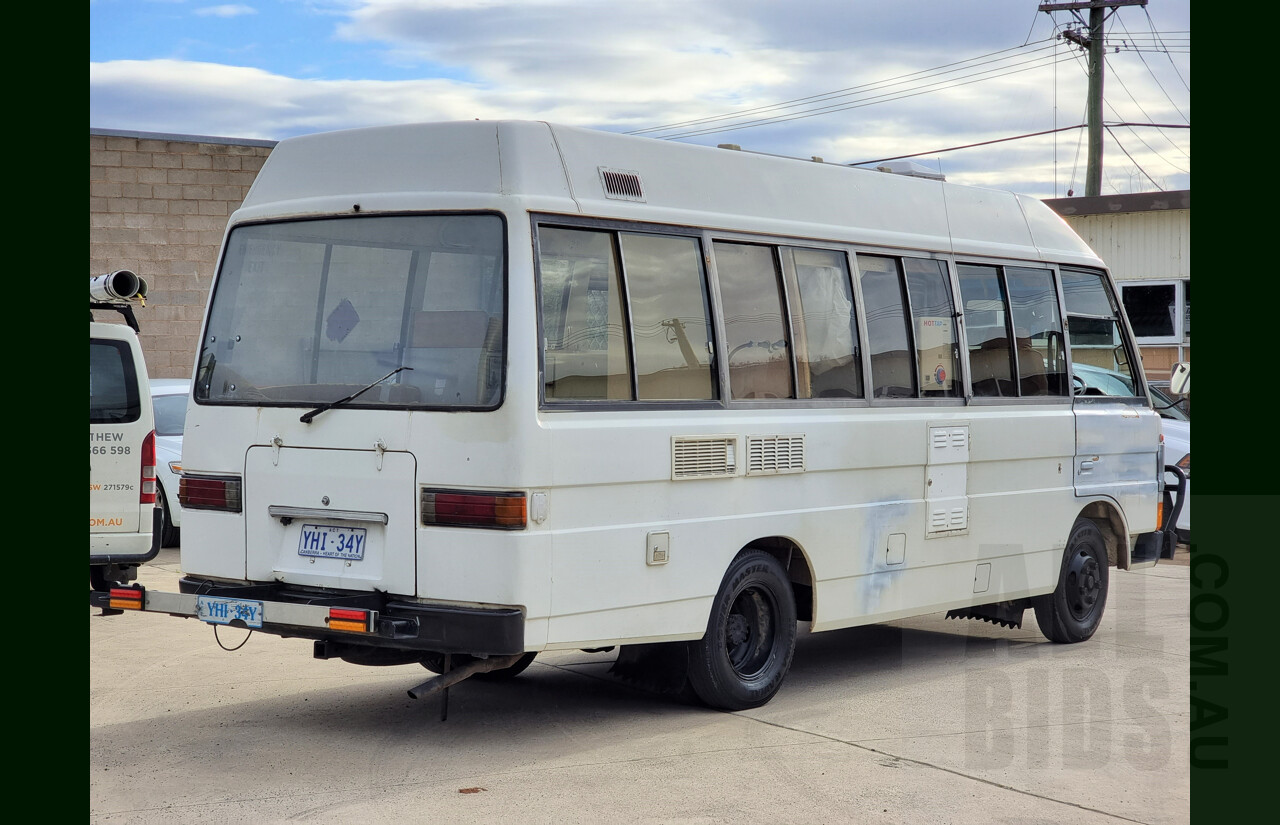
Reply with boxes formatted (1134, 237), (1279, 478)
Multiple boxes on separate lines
(91, 122), (1183, 710)
(90, 272), (159, 588)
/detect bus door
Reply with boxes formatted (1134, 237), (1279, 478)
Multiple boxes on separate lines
(1062, 269), (1161, 542)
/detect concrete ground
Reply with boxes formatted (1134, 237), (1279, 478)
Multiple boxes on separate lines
(90, 548), (1189, 824)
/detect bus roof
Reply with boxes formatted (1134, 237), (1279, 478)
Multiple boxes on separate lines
(236, 120), (1101, 267)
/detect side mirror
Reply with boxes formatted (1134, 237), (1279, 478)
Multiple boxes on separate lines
(1169, 362), (1190, 395)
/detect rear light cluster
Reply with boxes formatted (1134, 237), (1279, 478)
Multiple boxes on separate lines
(140, 431), (156, 505)
(327, 608), (374, 633)
(110, 586), (144, 611)
(179, 474), (243, 513)
(421, 488), (526, 530)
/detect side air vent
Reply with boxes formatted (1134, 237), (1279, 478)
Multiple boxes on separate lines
(746, 435), (805, 475)
(599, 167), (645, 202)
(672, 436), (737, 480)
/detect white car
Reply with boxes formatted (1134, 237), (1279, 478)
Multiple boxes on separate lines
(1152, 385), (1190, 544)
(150, 378), (191, 547)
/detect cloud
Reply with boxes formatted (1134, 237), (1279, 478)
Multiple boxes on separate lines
(90, 0), (1190, 197)
(195, 4), (257, 18)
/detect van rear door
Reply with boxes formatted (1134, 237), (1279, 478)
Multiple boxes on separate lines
(243, 445), (418, 595)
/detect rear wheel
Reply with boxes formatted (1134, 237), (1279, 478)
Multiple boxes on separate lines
(687, 550), (797, 711)
(1034, 518), (1110, 643)
(420, 651), (538, 680)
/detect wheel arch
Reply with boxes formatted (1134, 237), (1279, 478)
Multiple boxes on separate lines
(739, 535), (815, 622)
(1075, 499), (1132, 569)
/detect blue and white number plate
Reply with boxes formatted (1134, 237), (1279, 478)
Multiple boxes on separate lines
(298, 523), (367, 561)
(197, 595), (264, 628)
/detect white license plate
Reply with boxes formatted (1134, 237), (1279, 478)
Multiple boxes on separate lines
(298, 523), (367, 560)
(197, 595), (264, 628)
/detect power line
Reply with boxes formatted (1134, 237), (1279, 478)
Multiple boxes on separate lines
(629, 38), (1067, 138)
(1143, 7), (1190, 91)
(1113, 16), (1190, 123)
(1102, 63), (1190, 168)
(644, 48), (1080, 141)
(848, 121), (1186, 167)
(852, 125), (1086, 166)
(1105, 125), (1163, 190)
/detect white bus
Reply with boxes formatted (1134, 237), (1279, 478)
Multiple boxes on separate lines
(90, 121), (1184, 711)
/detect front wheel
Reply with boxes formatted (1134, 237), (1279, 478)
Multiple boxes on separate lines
(1034, 518), (1110, 643)
(687, 550), (797, 711)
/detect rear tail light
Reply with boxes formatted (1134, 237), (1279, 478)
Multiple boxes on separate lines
(140, 431), (156, 504)
(328, 607), (374, 633)
(109, 586), (144, 611)
(421, 488), (527, 530)
(179, 474), (243, 513)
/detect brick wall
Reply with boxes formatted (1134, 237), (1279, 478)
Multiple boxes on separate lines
(90, 131), (275, 378)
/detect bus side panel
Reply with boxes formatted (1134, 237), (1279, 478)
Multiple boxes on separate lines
(1074, 404), (1161, 536)
(811, 407), (1076, 631)
(537, 406), (1079, 646)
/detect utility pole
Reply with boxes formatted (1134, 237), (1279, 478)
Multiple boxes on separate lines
(1038, 0), (1147, 197)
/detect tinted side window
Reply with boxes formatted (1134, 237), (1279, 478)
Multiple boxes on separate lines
(1005, 267), (1068, 396)
(538, 227), (632, 400)
(857, 256), (915, 398)
(957, 265), (1014, 397)
(90, 339), (141, 423)
(1062, 268), (1138, 392)
(620, 233), (716, 401)
(904, 258), (960, 398)
(714, 241), (793, 400)
(782, 247), (862, 399)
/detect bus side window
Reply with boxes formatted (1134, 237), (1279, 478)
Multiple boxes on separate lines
(537, 227), (632, 401)
(904, 258), (961, 398)
(857, 255), (916, 399)
(1061, 268), (1138, 391)
(781, 247), (863, 399)
(620, 233), (717, 401)
(713, 241), (794, 400)
(1005, 267), (1069, 396)
(957, 264), (1015, 397)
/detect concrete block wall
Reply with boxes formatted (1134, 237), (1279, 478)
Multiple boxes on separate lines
(90, 130), (275, 378)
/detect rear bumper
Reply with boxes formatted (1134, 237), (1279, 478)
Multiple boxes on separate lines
(89, 507), (161, 567)
(88, 576), (525, 657)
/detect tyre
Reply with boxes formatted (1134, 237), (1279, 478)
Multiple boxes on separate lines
(1034, 518), (1110, 643)
(158, 483), (179, 548)
(420, 651), (537, 680)
(687, 550), (797, 711)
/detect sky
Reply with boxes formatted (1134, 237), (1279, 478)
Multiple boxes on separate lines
(89, 0), (1190, 200)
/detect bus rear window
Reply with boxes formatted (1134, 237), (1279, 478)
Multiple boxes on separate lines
(196, 214), (506, 410)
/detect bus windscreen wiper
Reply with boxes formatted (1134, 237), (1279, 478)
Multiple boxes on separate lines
(299, 366), (414, 423)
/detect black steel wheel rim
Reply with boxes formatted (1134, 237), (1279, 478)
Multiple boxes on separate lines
(1064, 547), (1102, 621)
(724, 586), (777, 679)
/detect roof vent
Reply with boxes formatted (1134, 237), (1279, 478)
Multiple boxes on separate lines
(599, 167), (645, 201)
(867, 160), (945, 181)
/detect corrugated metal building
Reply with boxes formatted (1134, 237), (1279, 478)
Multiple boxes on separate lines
(1044, 190), (1190, 378)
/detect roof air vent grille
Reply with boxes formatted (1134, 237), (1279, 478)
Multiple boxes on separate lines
(599, 167), (645, 202)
